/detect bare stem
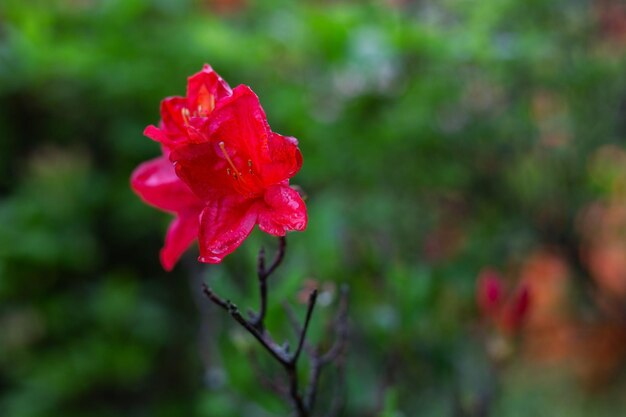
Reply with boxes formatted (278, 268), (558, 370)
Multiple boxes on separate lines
(252, 236), (287, 331)
(291, 289), (318, 365)
(202, 284), (290, 364)
(200, 237), (349, 417)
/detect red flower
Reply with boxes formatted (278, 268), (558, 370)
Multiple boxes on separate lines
(477, 268), (531, 334)
(477, 268), (504, 319)
(170, 85), (307, 263)
(131, 65), (307, 268)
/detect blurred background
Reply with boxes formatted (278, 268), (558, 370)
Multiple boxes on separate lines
(2, 0), (626, 416)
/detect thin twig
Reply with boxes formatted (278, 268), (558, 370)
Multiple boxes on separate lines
(283, 302), (317, 356)
(202, 284), (289, 364)
(265, 236), (287, 278)
(286, 364), (308, 416)
(252, 236), (287, 331)
(201, 236), (349, 417)
(291, 289), (318, 365)
(201, 284), (230, 310)
(305, 356), (323, 412)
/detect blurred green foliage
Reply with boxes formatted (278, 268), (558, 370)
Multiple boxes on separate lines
(1, 0), (626, 416)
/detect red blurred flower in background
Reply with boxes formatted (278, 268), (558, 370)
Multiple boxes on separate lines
(131, 65), (307, 269)
(477, 268), (531, 334)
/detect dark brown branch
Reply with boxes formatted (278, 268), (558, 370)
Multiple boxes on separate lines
(305, 356), (323, 412)
(201, 236), (349, 417)
(264, 235), (287, 278)
(286, 363), (308, 416)
(252, 236), (287, 331)
(202, 284), (289, 364)
(283, 302), (317, 357)
(201, 284), (230, 310)
(291, 289), (318, 365)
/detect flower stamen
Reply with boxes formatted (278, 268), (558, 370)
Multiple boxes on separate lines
(197, 87), (215, 116)
(181, 108), (191, 125)
(219, 141), (243, 178)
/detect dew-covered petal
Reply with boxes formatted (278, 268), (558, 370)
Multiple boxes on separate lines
(197, 195), (260, 264)
(258, 184), (307, 235)
(261, 133), (303, 185)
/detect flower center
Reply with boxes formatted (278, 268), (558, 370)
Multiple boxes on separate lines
(181, 107), (191, 125)
(219, 141), (243, 178)
(180, 91), (216, 124)
(196, 86), (215, 116)
(218, 141), (259, 197)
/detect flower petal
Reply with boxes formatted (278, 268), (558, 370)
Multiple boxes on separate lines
(171, 141), (236, 200)
(159, 96), (189, 143)
(144, 125), (168, 144)
(201, 85), (273, 167)
(261, 133), (303, 185)
(501, 284), (531, 333)
(160, 212), (200, 271)
(477, 269), (504, 319)
(186, 64), (232, 114)
(197, 195), (260, 264)
(130, 155), (202, 213)
(258, 184), (307, 235)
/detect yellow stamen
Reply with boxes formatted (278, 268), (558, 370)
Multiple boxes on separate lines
(197, 87), (215, 116)
(219, 141), (242, 178)
(181, 108), (191, 125)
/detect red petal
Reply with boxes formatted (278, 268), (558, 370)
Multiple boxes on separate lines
(477, 269), (504, 319)
(171, 142), (237, 200)
(187, 64), (232, 114)
(131, 155), (202, 213)
(160, 212), (200, 271)
(501, 284), (531, 333)
(258, 184), (307, 235)
(261, 133), (303, 185)
(200, 85), (273, 168)
(144, 125), (168, 144)
(160, 96), (188, 137)
(197, 195), (260, 264)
